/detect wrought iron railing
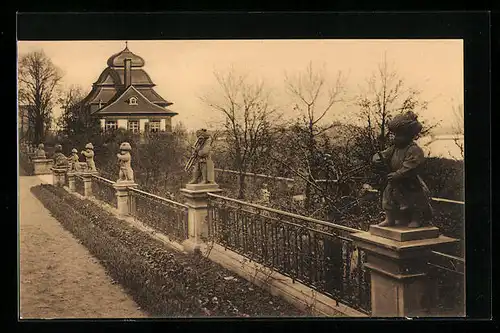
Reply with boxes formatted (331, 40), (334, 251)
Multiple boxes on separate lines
(207, 192), (371, 314)
(129, 187), (189, 242)
(75, 175), (85, 196)
(92, 175), (117, 208)
(428, 251), (465, 316)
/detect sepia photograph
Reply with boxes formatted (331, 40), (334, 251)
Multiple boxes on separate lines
(18, 38), (466, 319)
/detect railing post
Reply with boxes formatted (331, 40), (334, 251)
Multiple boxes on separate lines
(67, 172), (76, 192)
(33, 158), (53, 175)
(351, 225), (459, 317)
(51, 167), (67, 187)
(180, 183), (223, 253)
(81, 172), (94, 197)
(113, 181), (138, 217)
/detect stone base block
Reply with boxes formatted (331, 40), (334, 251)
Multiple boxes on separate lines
(369, 225), (440, 242)
(184, 182), (221, 192)
(33, 158), (53, 175)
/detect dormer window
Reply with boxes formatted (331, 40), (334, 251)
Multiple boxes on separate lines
(129, 96), (138, 106)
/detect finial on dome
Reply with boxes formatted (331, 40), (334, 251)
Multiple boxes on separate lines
(125, 41), (128, 48)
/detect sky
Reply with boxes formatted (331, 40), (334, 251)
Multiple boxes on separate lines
(17, 40), (463, 132)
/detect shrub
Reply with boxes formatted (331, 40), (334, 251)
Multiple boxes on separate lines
(31, 184), (306, 317)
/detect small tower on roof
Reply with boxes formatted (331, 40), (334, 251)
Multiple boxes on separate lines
(81, 42), (177, 134)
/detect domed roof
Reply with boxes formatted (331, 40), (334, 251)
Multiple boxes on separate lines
(107, 43), (145, 68)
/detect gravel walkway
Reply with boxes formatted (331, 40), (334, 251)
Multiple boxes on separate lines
(19, 175), (147, 319)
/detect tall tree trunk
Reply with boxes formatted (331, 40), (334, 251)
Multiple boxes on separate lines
(238, 171), (245, 199)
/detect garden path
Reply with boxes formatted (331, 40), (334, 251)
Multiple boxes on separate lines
(19, 175), (147, 319)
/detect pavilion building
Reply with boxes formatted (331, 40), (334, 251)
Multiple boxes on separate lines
(82, 43), (177, 133)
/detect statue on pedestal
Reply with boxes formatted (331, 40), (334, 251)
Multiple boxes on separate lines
(53, 144), (69, 168)
(260, 183), (271, 204)
(68, 148), (81, 172)
(185, 129), (214, 184)
(81, 143), (97, 172)
(371, 111), (433, 228)
(35, 143), (46, 158)
(117, 142), (134, 183)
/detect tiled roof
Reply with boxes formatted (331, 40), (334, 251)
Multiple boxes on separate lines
(93, 67), (155, 87)
(93, 86), (177, 116)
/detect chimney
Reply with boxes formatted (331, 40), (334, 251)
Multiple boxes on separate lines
(124, 58), (132, 88)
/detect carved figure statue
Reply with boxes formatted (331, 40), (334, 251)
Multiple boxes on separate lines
(117, 142), (134, 183)
(372, 111), (433, 228)
(53, 144), (69, 168)
(261, 183), (271, 204)
(68, 148), (81, 172)
(81, 143), (97, 172)
(35, 143), (46, 158)
(185, 129), (214, 184)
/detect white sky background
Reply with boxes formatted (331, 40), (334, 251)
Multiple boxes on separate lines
(17, 40), (464, 133)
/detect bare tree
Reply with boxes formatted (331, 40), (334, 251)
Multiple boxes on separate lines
(451, 101), (464, 159)
(18, 50), (63, 144)
(283, 61), (347, 210)
(57, 85), (92, 137)
(202, 69), (281, 199)
(355, 54), (434, 158)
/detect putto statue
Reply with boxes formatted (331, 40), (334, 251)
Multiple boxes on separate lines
(372, 111), (433, 228)
(117, 142), (134, 183)
(35, 143), (46, 158)
(81, 143), (97, 172)
(68, 148), (81, 172)
(52, 144), (69, 168)
(260, 183), (271, 204)
(185, 129), (214, 184)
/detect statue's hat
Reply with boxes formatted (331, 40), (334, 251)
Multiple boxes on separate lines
(72, 148), (78, 153)
(120, 142), (132, 151)
(85, 143), (94, 150)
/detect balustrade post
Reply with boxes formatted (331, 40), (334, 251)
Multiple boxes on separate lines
(33, 158), (53, 175)
(67, 172), (76, 192)
(180, 183), (222, 253)
(51, 167), (67, 187)
(113, 181), (138, 217)
(81, 172), (94, 197)
(351, 225), (459, 317)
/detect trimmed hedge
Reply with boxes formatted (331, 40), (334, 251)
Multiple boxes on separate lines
(31, 184), (306, 317)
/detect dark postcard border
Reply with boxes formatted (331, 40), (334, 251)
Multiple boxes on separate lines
(9, 11), (492, 329)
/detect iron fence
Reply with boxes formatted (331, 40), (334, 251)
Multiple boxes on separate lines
(428, 251), (465, 316)
(75, 175), (85, 196)
(92, 175), (117, 208)
(129, 187), (189, 242)
(207, 192), (371, 314)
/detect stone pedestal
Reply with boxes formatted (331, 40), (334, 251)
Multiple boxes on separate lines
(80, 172), (94, 197)
(351, 225), (458, 317)
(67, 172), (76, 192)
(33, 158), (53, 175)
(180, 182), (222, 252)
(51, 167), (67, 187)
(113, 181), (138, 217)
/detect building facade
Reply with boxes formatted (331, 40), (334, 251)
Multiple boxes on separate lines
(82, 43), (177, 133)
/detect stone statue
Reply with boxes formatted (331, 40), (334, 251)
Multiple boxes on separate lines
(68, 148), (81, 172)
(117, 142), (134, 183)
(81, 143), (97, 172)
(186, 129), (214, 184)
(372, 111), (433, 228)
(260, 183), (271, 204)
(35, 143), (46, 158)
(53, 144), (69, 168)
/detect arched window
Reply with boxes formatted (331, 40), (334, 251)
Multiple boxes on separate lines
(129, 96), (138, 106)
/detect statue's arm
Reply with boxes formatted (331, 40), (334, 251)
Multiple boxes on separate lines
(372, 146), (393, 164)
(197, 139), (211, 158)
(393, 145), (425, 178)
